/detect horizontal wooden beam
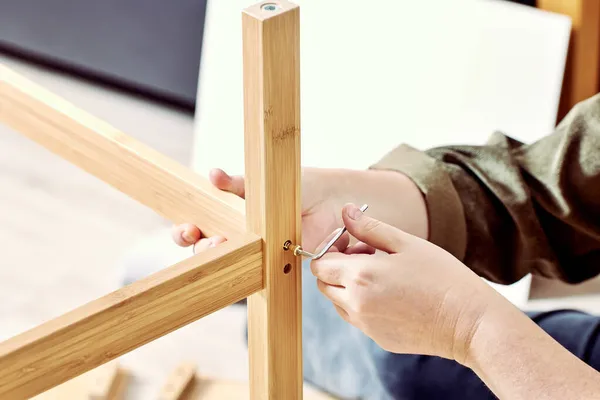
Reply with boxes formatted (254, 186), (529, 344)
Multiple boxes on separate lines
(0, 234), (263, 399)
(0, 64), (245, 238)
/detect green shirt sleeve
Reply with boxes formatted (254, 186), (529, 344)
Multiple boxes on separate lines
(371, 94), (600, 285)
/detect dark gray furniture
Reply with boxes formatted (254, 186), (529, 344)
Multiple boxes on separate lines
(0, 0), (207, 111)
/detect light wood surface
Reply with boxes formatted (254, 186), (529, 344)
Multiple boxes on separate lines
(88, 361), (122, 400)
(0, 235), (262, 399)
(538, 0), (600, 120)
(183, 377), (337, 400)
(242, 2), (303, 399)
(0, 64), (245, 238)
(31, 361), (127, 400)
(158, 362), (197, 400)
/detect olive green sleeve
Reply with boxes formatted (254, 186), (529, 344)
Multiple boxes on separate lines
(371, 94), (600, 284)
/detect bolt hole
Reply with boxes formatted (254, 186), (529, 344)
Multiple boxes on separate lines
(261, 3), (279, 11)
(283, 240), (292, 250)
(283, 263), (292, 274)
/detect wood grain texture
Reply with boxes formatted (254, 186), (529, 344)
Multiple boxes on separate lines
(538, 0), (600, 120)
(0, 64), (245, 238)
(242, 2), (302, 399)
(0, 234), (262, 399)
(31, 361), (127, 400)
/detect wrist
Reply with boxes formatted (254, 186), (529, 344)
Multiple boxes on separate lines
(461, 292), (523, 371)
(431, 280), (493, 365)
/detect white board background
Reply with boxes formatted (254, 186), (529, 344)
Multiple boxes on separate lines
(192, 0), (571, 306)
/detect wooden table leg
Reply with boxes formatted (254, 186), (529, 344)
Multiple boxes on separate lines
(242, 1), (303, 399)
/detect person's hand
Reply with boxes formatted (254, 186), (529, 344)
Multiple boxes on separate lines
(172, 167), (428, 255)
(310, 203), (499, 364)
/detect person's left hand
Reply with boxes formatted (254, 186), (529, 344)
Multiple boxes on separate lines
(310, 203), (500, 364)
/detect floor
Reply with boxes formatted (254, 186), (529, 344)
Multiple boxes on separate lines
(1, 54), (599, 399)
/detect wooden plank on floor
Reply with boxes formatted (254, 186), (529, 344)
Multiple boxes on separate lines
(31, 361), (127, 400)
(179, 377), (338, 400)
(158, 362), (197, 400)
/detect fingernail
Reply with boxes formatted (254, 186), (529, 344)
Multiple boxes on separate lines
(182, 231), (195, 243)
(347, 204), (363, 220)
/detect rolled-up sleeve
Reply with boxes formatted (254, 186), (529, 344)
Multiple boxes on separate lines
(370, 94), (600, 285)
(372, 144), (467, 264)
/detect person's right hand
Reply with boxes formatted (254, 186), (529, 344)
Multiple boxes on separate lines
(172, 166), (428, 255)
(310, 202), (493, 362)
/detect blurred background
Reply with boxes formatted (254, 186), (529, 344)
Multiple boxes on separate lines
(1, 0), (599, 398)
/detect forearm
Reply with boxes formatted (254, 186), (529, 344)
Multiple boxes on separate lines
(323, 167), (430, 240)
(465, 295), (600, 399)
(348, 169), (428, 239)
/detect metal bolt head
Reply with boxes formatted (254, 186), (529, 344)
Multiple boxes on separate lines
(292, 245), (302, 257)
(261, 3), (279, 11)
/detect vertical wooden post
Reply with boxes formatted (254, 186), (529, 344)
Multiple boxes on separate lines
(242, 1), (302, 399)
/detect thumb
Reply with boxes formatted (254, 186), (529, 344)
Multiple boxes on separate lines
(342, 203), (410, 253)
(209, 168), (246, 199)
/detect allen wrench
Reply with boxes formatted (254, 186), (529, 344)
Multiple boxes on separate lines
(284, 204), (369, 260)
